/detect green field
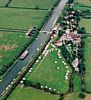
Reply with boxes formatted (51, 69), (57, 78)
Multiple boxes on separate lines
(0, 0), (58, 9)
(79, 18), (91, 33)
(25, 47), (72, 93)
(7, 84), (59, 100)
(0, 32), (32, 69)
(84, 37), (91, 92)
(9, 0), (57, 9)
(0, 8), (48, 29)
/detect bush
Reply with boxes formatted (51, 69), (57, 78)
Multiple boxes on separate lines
(68, 0), (74, 4)
(34, 83), (41, 89)
(79, 92), (86, 98)
(24, 80), (32, 86)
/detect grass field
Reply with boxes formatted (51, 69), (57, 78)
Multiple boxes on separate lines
(84, 37), (91, 92)
(7, 84), (59, 100)
(79, 18), (91, 33)
(0, 8), (48, 29)
(25, 46), (72, 93)
(0, 32), (32, 69)
(9, 0), (57, 9)
(0, 0), (58, 9)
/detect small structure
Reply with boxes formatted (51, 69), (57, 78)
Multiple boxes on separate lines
(72, 58), (79, 71)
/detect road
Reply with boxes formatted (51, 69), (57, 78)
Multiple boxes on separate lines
(0, 0), (67, 96)
(41, 0), (67, 32)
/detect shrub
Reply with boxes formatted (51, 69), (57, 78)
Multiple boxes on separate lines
(79, 92), (86, 98)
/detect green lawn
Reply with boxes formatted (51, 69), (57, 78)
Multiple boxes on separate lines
(79, 18), (91, 33)
(0, 31), (32, 69)
(0, 8), (48, 29)
(7, 84), (59, 100)
(26, 48), (72, 93)
(84, 37), (91, 92)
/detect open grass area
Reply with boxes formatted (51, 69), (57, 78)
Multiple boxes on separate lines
(0, 8), (48, 29)
(84, 37), (91, 92)
(25, 47), (72, 93)
(79, 18), (91, 33)
(64, 93), (84, 100)
(0, 31), (32, 69)
(7, 84), (59, 100)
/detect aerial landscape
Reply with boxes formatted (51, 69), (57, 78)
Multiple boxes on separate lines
(0, 0), (91, 100)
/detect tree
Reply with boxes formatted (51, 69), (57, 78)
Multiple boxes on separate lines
(24, 80), (32, 86)
(78, 27), (86, 34)
(68, 0), (74, 4)
(35, 83), (41, 89)
(35, 5), (39, 10)
(79, 92), (86, 98)
(58, 30), (63, 37)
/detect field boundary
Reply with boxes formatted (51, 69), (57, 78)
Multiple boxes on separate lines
(0, 5), (49, 10)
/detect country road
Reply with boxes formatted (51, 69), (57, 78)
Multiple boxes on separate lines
(0, 0), (67, 96)
(41, 0), (67, 32)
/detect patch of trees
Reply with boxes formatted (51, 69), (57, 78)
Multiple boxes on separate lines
(59, 44), (75, 66)
(69, 73), (74, 92)
(77, 38), (86, 93)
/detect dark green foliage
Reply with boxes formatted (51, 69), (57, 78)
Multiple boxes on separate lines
(79, 92), (86, 98)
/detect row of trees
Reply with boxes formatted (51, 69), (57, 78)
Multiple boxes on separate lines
(23, 80), (57, 94)
(59, 44), (75, 67)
